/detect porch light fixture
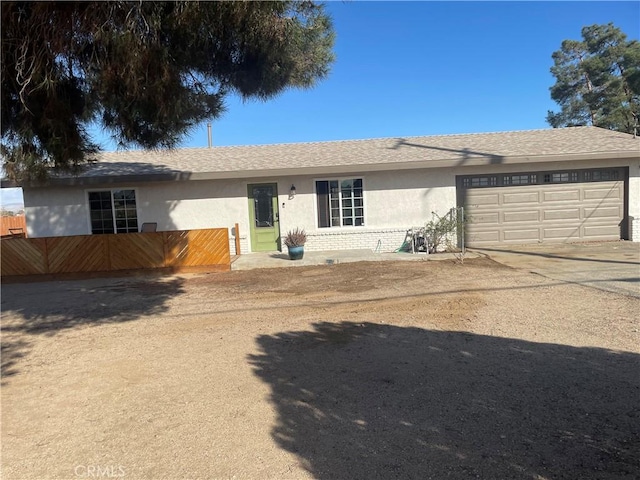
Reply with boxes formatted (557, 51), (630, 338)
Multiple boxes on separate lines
(289, 184), (297, 199)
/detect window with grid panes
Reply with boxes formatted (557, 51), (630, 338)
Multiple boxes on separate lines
(462, 176), (497, 188)
(585, 170), (619, 181)
(88, 189), (139, 234)
(503, 174), (537, 185)
(543, 172), (578, 183)
(316, 179), (364, 228)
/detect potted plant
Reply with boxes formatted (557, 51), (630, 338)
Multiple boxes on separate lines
(284, 228), (306, 260)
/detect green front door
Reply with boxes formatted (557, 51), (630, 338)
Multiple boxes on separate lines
(248, 183), (280, 252)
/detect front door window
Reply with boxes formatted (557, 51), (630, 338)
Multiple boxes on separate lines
(253, 186), (274, 227)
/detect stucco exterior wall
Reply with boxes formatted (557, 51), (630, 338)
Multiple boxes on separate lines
(137, 179), (250, 254)
(275, 169), (456, 252)
(22, 155), (640, 253)
(24, 187), (90, 237)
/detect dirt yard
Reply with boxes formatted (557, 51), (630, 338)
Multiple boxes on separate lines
(2, 257), (639, 479)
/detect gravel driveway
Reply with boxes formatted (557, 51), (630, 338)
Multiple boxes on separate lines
(2, 256), (639, 479)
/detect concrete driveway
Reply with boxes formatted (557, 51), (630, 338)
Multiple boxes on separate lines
(470, 241), (640, 298)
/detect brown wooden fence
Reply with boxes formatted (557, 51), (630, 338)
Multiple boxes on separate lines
(1, 228), (230, 278)
(0, 215), (27, 237)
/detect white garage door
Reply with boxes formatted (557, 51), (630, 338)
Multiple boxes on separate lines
(459, 168), (626, 246)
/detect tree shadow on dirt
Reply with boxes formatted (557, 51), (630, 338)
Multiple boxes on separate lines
(1, 275), (184, 384)
(250, 322), (640, 479)
(1, 338), (29, 386)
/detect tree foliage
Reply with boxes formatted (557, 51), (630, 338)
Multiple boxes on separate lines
(1, 1), (335, 182)
(547, 23), (640, 134)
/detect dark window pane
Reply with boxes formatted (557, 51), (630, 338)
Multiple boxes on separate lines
(253, 186), (273, 227)
(89, 191), (114, 234)
(316, 181), (330, 228)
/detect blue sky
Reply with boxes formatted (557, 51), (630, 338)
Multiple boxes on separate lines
(178, 0), (639, 148)
(2, 1), (638, 207)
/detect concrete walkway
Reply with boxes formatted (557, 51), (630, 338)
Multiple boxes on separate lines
(231, 248), (476, 271)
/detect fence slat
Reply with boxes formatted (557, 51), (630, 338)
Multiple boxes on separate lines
(109, 232), (165, 271)
(1, 228), (230, 277)
(164, 229), (230, 267)
(1, 238), (47, 275)
(47, 236), (109, 273)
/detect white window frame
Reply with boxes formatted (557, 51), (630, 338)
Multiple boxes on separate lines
(314, 177), (366, 229)
(85, 188), (140, 234)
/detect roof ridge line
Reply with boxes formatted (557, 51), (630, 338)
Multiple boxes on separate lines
(101, 126), (591, 154)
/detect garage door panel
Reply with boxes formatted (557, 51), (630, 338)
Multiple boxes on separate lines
(465, 230), (500, 244)
(461, 173), (625, 246)
(543, 208), (580, 221)
(503, 229), (540, 242)
(503, 211), (539, 223)
(468, 212), (500, 224)
(584, 206), (623, 219)
(543, 190), (580, 202)
(503, 192), (539, 204)
(467, 193), (500, 206)
(543, 227), (581, 240)
(583, 225), (621, 238)
(583, 182), (623, 200)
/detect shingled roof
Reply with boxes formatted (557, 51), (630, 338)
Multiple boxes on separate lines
(17, 126), (640, 186)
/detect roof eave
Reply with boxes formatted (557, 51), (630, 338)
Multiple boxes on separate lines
(7, 149), (639, 188)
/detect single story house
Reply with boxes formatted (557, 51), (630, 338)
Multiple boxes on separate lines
(6, 126), (640, 253)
